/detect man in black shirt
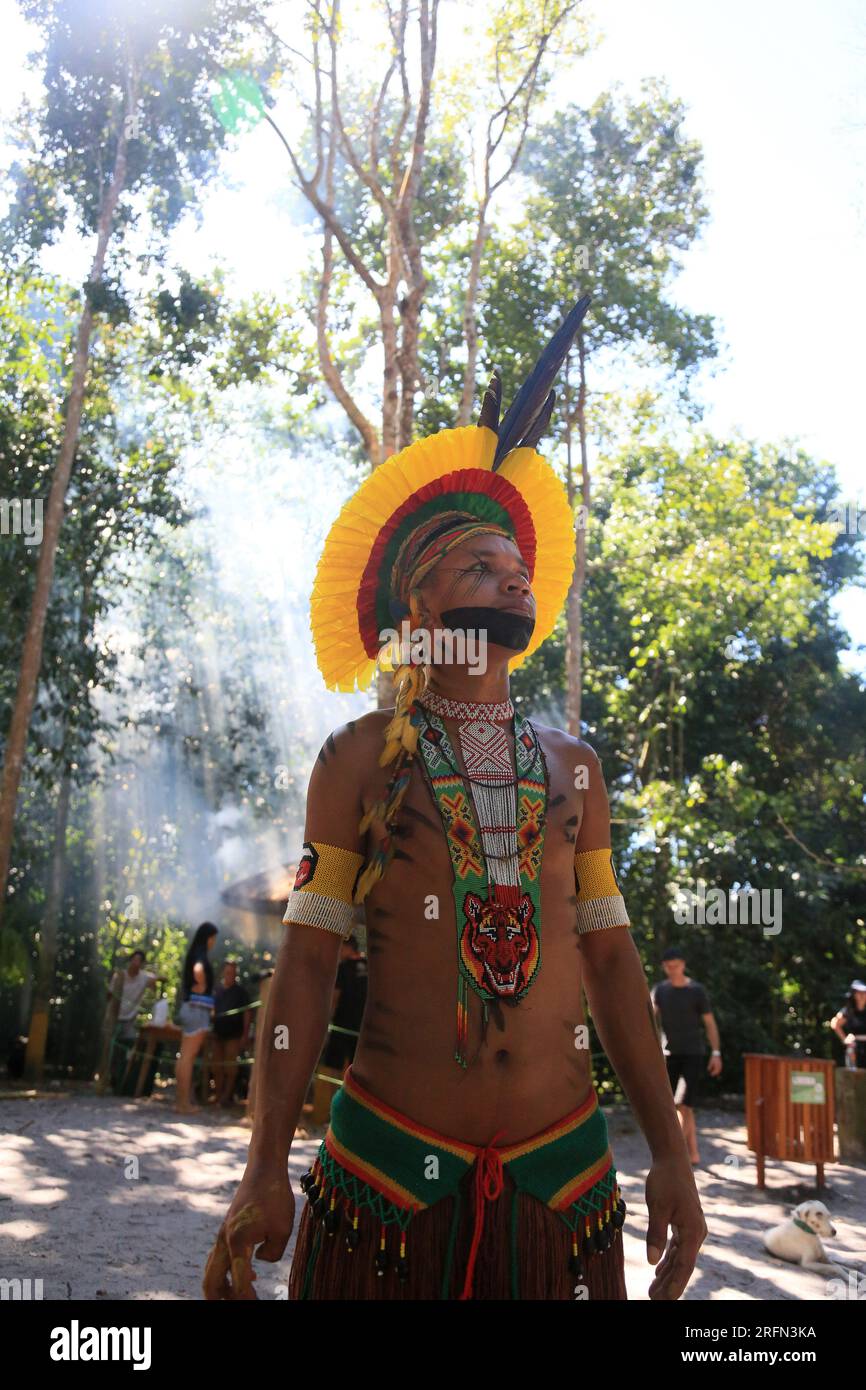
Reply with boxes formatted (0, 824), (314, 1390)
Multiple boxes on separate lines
(650, 947), (722, 1165)
(322, 935), (368, 1075)
(213, 961), (251, 1106)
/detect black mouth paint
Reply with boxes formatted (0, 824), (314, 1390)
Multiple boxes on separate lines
(440, 605), (536, 652)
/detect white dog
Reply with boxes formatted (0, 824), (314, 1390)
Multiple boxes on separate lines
(762, 1200), (850, 1275)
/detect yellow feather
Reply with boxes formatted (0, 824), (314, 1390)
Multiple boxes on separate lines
(359, 802), (384, 833)
(379, 739), (402, 766)
(353, 862), (381, 904)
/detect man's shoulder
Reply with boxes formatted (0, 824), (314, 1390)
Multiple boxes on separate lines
(316, 710), (393, 770)
(527, 718), (601, 766)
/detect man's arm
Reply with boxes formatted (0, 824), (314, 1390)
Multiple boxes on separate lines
(572, 742), (706, 1300)
(702, 1011), (722, 1075)
(245, 724), (364, 1170)
(203, 722), (367, 1299)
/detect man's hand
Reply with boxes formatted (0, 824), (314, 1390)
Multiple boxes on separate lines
(707, 1054), (722, 1078)
(645, 1156), (707, 1300)
(202, 1164), (295, 1300)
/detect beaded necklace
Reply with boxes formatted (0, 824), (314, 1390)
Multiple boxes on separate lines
(412, 693), (548, 1067)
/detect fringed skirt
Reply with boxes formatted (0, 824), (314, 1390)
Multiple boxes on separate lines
(289, 1067), (627, 1301)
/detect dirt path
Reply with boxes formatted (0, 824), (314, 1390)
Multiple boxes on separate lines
(1, 1091), (863, 1301)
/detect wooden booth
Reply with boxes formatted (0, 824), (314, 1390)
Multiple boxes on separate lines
(835, 1066), (866, 1164)
(744, 1053), (836, 1188)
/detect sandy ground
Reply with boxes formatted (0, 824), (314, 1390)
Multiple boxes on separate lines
(1, 1088), (864, 1301)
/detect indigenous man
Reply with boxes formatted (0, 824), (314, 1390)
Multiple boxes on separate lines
(203, 299), (707, 1301)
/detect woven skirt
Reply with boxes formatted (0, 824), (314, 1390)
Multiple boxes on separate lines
(289, 1066), (627, 1301)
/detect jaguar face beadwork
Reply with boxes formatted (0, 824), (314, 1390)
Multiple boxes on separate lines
(462, 890), (538, 997)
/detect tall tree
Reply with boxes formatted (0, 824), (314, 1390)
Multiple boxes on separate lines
(0, 262), (193, 1075)
(240, 0), (586, 474)
(0, 0), (280, 923)
(485, 82), (718, 731)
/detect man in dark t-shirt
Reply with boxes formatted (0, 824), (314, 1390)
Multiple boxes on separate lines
(650, 947), (722, 1166)
(213, 961), (251, 1106)
(323, 935), (368, 1073)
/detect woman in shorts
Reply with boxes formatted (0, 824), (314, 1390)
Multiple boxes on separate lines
(175, 921), (218, 1114)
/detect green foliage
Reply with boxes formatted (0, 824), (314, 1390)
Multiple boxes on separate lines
(4, 0), (281, 257)
(413, 81), (717, 439)
(0, 925), (30, 987)
(521, 81), (715, 365)
(516, 411), (866, 1089)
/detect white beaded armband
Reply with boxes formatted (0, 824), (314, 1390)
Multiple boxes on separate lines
(282, 841), (365, 941)
(573, 848), (630, 935)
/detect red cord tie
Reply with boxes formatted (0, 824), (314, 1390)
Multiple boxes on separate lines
(459, 1129), (505, 1300)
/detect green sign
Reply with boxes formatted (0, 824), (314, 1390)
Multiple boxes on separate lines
(211, 71), (266, 135)
(790, 1072), (825, 1104)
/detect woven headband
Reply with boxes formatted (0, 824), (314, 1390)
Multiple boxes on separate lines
(390, 515), (516, 620)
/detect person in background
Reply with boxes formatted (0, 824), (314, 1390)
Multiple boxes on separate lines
(212, 960), (251, 1106)
(830, 979), (866, 1069)
(175, 922), (219, 1115)
(650, 947), (722, 1166)
(105, 950), (163, 1093)
(321, 934), (368, 1076)
(109, 950), (163, 1041)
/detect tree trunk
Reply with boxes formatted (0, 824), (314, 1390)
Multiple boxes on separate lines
(0, 96), (133, 927)
(456, 211), (489, 425)
(24, 571), (94, 1081)
(23, 759), (73, 1082)
(565, 333), (590, 736)
(654, 835), (672, 955)
(380, 295), (401, 459)
(397, 280), (424, 451)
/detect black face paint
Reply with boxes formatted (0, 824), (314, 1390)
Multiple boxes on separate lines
(440, 605), (535, 652)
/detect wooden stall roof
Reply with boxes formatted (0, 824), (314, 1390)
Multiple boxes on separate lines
(220, 864), (298, 918)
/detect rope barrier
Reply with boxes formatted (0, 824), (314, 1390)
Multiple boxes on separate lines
(104, 1016), (367, 1089)
(107, 1011), (606, 1092)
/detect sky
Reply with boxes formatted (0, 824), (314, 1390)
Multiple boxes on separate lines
(1, 0), (864, 668)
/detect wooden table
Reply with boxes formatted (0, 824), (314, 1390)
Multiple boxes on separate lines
(122, 1023), (183, 1098)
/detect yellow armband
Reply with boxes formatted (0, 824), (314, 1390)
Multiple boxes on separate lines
(573, 848), (630, 934)
(282, 841), (364, 939)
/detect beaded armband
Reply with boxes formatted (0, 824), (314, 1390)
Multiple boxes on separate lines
(573, 848), (630, 934)
(282, 841), (364, 940)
